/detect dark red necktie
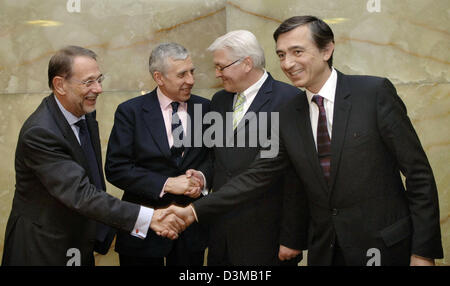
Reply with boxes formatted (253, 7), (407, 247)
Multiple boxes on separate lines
(312, 95), (331, 186)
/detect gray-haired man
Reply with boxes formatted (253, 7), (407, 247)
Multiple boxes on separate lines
(188, 30), (309, 266)
(105, 43), (211, 266)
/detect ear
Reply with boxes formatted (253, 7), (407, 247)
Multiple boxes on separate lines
(322, 41), (335, 62)
(153, 71), (164, 86)
(53, 76), (66, 95)
(243, 56), (253, 72)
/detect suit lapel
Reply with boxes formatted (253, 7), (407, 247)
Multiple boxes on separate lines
(47, 94), (91, 175)
(142, 89), (172, 159)
(234, 74), (272, 134)
(329, 71), (351, 193)
(294, 92), (329, 194)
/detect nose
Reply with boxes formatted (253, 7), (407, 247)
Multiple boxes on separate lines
(185, 71), (194, 85)
(281, 54), (295, 71)
(91, 80), (103, 94)
(215, 68), (222, 78)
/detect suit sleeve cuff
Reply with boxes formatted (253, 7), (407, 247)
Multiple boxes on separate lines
(130, 206), (154, 239)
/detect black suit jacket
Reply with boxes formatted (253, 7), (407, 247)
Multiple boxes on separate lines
(2, 94), (140, 266)
(199, 73), (309, 265)
(105, 89), (211, 258)
(193, 70), (443, 265)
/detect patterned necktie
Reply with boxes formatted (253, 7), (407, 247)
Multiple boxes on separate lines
(233, 92), (246, 129)
(170, 101), (184, 165)
(75, 119), (103, 189)
(312, 95), (331, 186)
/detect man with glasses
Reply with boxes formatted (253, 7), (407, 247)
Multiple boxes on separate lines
(2, 46), (184, 266)
(187, 30), (309, 265)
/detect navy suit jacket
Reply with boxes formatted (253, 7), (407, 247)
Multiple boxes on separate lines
(105, 89), (211, 257)
(199, 73), (309, 265)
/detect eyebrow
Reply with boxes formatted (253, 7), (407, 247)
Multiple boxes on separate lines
(82, 73), (103, 81)
(276, 45), (305, 53)
(177, 68), (195, 76)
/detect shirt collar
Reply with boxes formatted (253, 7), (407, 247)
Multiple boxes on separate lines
(306, 67), (337, 104)
(241, 69), (268, 98)
(156, 87), (187, 110)
(54, 94), (85, 125)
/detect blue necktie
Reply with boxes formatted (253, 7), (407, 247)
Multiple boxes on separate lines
(75, 119), (103, 189)
(170, 102), (184, 166)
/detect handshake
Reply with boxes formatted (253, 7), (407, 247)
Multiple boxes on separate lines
(149, 169), (203, 240)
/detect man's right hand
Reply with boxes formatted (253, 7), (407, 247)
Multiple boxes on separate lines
(150, 208), (187, 240)
(155, 204), (196, 239)
(164, 174), (202, 195)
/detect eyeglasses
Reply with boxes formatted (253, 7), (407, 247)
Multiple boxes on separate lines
(68, 74), (105, 88)
(215, 58), (242, 72)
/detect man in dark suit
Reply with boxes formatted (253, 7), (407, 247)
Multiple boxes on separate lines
(187, 30), (308, 266)
(1, 46), (183, 266)
(105, 43), (210, 266)
(160, 16), (443, 266)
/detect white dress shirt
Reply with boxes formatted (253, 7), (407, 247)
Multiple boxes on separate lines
(54, 95), (152, 239)
(305, 67), (337, 149)
(232, 70), (268, 125)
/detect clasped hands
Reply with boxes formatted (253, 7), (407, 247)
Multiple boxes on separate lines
(149, 169), (202, 240)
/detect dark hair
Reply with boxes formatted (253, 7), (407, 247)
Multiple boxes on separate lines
(273, 16), (334, 68)
(48, 45), (97, 89)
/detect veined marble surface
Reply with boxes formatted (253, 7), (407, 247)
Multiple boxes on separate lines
(0, 0), (448, 266)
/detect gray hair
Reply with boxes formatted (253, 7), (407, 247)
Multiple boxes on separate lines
(207, 30), (265, 69)
(149, 42), (190, 75)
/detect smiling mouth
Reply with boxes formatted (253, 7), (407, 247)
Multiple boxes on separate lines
(85, 94), (98, 102)
(288, 69), (304, 77)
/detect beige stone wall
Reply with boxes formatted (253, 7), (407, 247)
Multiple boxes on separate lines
(0, 0), (448, 266)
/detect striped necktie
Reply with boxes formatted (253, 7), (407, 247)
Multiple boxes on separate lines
(312, 95), (331, 186)
(233, 92), (246, 129)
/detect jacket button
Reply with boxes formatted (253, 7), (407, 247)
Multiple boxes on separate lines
(332, 208), (338, 216)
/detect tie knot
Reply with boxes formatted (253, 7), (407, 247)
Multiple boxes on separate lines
(171, 101), (180, 113)
(312, 95), (324, 107)
(75, 119), (87, 131)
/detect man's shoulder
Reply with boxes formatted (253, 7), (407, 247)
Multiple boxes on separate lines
(119, 93), (149, 106)
(338, 71), (389, 88)
(22, 95), (54, 130)
(271, 78), (301, 99)
(189, 94), (211, 104)
(211, 89), (231, 101)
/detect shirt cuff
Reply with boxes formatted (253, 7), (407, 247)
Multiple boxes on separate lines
(198, 171), (209, 196)
(190, 204), (199, 222)
(130, 206), (154, 239)
(160, 178), (169, 198)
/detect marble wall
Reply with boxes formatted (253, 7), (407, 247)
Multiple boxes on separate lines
(0, 0), (448, 266)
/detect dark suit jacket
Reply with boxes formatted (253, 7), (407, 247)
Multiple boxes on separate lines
(1, 94), (140, 266)
(193, 70), (443, 265)
(105, 89), (211, 258)
(199, 73), (309, 265)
